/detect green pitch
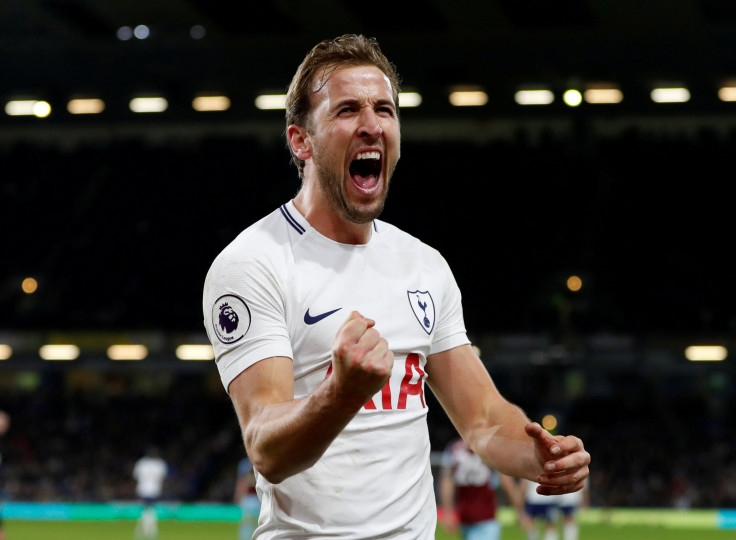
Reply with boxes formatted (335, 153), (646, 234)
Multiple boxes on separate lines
(5, 520), (736, 540)
(438, 524), (736, 540)
(4, 520), (237, 540)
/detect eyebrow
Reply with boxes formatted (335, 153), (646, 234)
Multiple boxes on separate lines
(333, 97), (396, 111)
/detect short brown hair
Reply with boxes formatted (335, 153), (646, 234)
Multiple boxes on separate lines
(285, 34), (401, 178)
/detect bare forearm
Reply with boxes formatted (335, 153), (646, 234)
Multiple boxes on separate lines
(242, 379), (357, 484)
(232, 314), (393, 485)
(428, 346), (590, 495)
(466, 402), (540, 480)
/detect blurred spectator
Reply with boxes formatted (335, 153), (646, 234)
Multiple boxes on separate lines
(0, 129), (735, 512)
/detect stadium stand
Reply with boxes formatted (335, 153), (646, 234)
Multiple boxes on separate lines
(1, 126), (734, 509)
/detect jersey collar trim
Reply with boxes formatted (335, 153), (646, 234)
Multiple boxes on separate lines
(280, 202), (306, 235)
(281, 200), (380, 237)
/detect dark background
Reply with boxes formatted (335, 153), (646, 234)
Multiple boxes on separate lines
(2, 0), (736, 338)
(1, 0), (735, 510)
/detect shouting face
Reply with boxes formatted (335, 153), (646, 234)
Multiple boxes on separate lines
(302, 65), (401, 225)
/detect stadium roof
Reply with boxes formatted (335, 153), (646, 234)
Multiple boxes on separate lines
(1, 1), (734, 353)
(4, 0), (736, 133)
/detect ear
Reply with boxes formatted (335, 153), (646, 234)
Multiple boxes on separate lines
(287, 124), (312, 160)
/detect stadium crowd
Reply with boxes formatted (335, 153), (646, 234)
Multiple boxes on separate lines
(1, 124), (735, 509)
(0, 362), (734, 509)
(2, 124), (733, 337)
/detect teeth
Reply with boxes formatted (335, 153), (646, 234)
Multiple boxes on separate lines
(356, 151), (380, 160)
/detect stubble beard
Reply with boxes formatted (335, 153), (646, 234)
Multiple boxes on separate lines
(315, 158), (393, 225)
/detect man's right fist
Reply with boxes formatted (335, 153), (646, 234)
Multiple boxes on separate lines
(330, 311), (394, 412)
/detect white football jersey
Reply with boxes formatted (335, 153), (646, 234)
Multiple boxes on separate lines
(557, 478), (586, 507)
(442, 439), (498, 488)
(203, 200), (470, 539)
(133, 456), (167, 499)
(525, 481), (559, 505)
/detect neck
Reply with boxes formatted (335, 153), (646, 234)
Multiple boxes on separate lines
(292, 188), (372, 245)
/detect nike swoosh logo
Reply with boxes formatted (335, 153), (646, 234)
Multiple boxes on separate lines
(304, 307), (342, 325)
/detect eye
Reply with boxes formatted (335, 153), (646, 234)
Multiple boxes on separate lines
(377, 106), (395, 117)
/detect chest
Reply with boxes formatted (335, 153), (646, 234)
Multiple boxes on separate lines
(286, 246), (443, 357)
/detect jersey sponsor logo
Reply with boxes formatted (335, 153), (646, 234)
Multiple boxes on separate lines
(407, 290), (435, 335)
(212, 294), (251, 344)
(324, 353), (426, 410)
(304, 307), (342, 325)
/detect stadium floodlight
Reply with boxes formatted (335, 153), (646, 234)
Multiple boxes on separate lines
(650, 87), (690, 103)
(107, 344), (148, 361)
(176, 344), (215, 361)
(584, 87), (623, 104)
(39, 344), (80, 361)
(67, 98), (105, 115)
(21, 277), (38, 294)
(255, 94), (287, 110)
(563, 89), (583, 107)
(129, 97), (168, 113)
(541, 414), (558, 431)
(399, 92), (422, 107)
(192, 95), (231, 112)
(5, 100), (51, 117)
(134, 25), (150, 40)
(117, 26), (133, 41)
(190, 25), (206, 40)
(684, 345), (727, 362)
(514, 89), (554, 105)
(718, 86), (736, 102)
(448, 87), (488, 107)
(0, 344), (12, 360)
(566, 275), (583, 292)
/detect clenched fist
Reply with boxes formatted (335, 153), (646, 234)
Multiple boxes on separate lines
(330, 311), (394, 412)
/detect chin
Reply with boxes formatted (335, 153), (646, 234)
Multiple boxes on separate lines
(342, 197), (385, 224)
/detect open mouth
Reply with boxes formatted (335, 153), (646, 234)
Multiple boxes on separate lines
(349, 151), (382, 190)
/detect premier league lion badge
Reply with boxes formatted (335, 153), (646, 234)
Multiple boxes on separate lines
(212, 294), (251, 344)
(407, 290), (435, 335)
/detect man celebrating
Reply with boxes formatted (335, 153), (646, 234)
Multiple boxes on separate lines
(203, 34), (590, 539)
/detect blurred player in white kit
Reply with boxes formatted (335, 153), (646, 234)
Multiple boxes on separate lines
(520, 480), (560, 540)
(439, 437), (516, 540)
(133, 446), (167, 539)
(556, 479), (587, 540)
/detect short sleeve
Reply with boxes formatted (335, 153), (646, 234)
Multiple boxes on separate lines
(203, 253), (293, 392)
(429, 255), (470, 355)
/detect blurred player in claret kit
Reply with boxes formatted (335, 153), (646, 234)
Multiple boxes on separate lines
(0, 411), (8, 540)
(235, 455), (260, 540)
(439, 437), (516, 540)
(202, 33), (590, 539)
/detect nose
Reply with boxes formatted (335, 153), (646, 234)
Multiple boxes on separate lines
(357, 109), (383, 138)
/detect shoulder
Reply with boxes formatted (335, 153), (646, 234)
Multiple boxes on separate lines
(375, 220), (446, 263)
(205, 205), (298, 285)
(214, 206), (292, 264)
